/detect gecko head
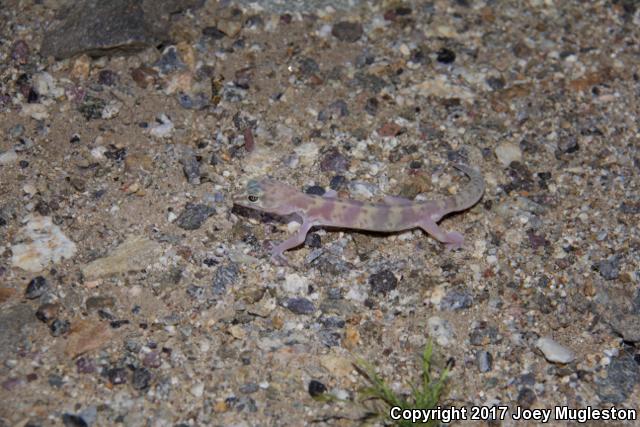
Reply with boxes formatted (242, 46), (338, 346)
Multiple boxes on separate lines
(234, 178), (297, 215)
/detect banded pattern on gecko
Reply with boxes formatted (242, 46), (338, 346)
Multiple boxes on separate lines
(234, 163), (485, 264)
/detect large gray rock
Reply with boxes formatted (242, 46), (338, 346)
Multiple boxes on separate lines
(0, 304), (38, 361)
(40, 0), (205, 59)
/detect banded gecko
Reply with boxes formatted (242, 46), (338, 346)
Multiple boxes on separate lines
(234, 163), (485, 264)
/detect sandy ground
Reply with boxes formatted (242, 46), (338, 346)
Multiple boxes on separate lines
(0, 0), (639, 426)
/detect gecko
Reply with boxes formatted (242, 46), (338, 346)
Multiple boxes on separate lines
(233, 163), (485, 264)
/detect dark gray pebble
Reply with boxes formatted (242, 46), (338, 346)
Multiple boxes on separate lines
(318, 328), (341, 347)
(50, 319), (70, 337)
(78, 96), (106, 120)
(239, 382), (259, 394)
(175, 203), (216, 230)
(517, 387), (536, 408)
(211, 263), (239, 295)
(304, 233), (322, 248)
(331, 21), (363, 42)
(353, 72), (387, 93)
(132, 367), (152, 390)
(153, 46), (186, 74)
(595, 256), (620, 280)
(440, 287), (474, 310)
(107, 367), (128, 385)
(596, 351), (639, 404)
(329, 175), (347, 191)
(284, 297), (316, 315)
(179, 148), (201, 184)
(436, 48), (456, 64)
(308, 379), (327, 397)
(364, 97), (379, 115)
(476, 351), (493, 373)
(25, 276), (48, 299)
(202, 26), (226, 39)
(557, 136), (579, 154)
(61, 414), (88, 427)
(369, 270), (398, 295)
(85, 295), (116, 312)
(305, 185), (325, 196)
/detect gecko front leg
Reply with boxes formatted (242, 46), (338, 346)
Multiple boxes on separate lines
(269, 219), (314, 264)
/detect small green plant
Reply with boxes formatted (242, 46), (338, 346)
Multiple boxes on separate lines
(354, 341), (450, 426)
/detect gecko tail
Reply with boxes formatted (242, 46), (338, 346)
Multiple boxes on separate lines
(444, 163), (485, 213)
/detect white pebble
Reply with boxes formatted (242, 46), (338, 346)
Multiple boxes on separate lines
(536, 336), (575, 364)
(494, 141), (522, 167)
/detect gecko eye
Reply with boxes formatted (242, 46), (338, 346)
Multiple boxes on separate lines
(247, 195), (259, 202)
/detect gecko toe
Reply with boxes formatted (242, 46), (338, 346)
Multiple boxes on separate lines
(444, 231), (465, 251)
(270, 253), (290, 266)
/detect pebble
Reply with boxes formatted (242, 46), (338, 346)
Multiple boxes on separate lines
(331, 21), (363, 42)
(535, 336), (575, 364)
(36, 303), (60, 323)
(155, 46), (187, 74)
(368, 270), (398, 295)
(81, 236), (161, 279)
(329, 175), (347, 191)
(283, 273), (308, 295)
(320, 148), (350, 172)
(11, 215), (77, 272)
(436, 48), (456, 64)
(595, 256), (620, 280)
(557, 136), (579, 154)
(24, 276), (49, 299)
(175, 203), (216, 230)
(61, 413), (88, 427)
(149, 114), (174, 138)
(78, 96), (106, 120)
(0, 149), (18, 165)
(308, 380), (327, 397)
(132, 367), (152, 390)
(202, 26), (226, 39)
(190, 382), (204, 397)
(440, 287), (473, 310)
(349, 181), (377, 199)
(211, 263), (239, 295)
(50, 319), (70, 337)
(476, 351), (493, 373)
(427, 316), (455, 347)
(179, 146), (201, 185)
(495, 141), (523, 167)
(239, 382), (259, 394)
(107, 367), (128, 385)
(283, 297), (316, 315)
(40, 0), (202, 59)
(85, 296), (116, 312)
(595, 351), (639, 403)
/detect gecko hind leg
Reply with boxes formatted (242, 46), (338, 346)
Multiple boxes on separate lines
(417, 219), (465, 251)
